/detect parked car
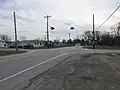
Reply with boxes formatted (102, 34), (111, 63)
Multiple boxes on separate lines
(23, 44), (34, 49)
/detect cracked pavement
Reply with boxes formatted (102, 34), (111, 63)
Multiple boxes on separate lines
(17, 53), (120, 90)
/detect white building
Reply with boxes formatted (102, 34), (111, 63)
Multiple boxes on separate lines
(0, 39), (7, 48)
(18, 40), (45, 48)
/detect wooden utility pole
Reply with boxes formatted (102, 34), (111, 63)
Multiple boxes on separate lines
(44, 32), (47, 41)
(92, 14), (95, 49)
(13, 11), (18, 52)
(44, 15), (51, 48)
(68, 33), (71, 40)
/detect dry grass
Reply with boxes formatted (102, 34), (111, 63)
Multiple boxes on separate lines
(0, 50), (26, 56)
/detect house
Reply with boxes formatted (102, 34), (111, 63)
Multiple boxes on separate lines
(18, 40), (45, 48)
(6, 41), (15, 48)
(0, 39), (7, 48)
(32, 40), (44, 48)
(53, 42), (63, 47)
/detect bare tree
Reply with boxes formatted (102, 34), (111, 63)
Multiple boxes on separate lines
(110, 24), (117, 36)
(95, 31), (101, 42)
(110, 22), (120, 36)
(54, 39), (60, 46)
(117, 22), (120, 36)
(20, 36), (27, 41)
(54, 40), (60, 43)
(83, 31), (92, 41)
(62, 39), (66, 44)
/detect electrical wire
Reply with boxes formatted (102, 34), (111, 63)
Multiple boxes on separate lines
(96, 5), (120, 30)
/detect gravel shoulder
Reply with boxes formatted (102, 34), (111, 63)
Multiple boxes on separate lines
(19, 53), (120, 90)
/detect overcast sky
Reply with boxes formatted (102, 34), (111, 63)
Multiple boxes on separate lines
(0, 0), (120, 40)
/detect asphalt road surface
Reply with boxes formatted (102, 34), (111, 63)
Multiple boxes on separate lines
(0, 46), (120, 90)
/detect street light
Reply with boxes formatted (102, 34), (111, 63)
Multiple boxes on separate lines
(70, 27), (74, 30)
(50, 26), (55, 30)
(48, 25), (55, 30)
(64, 23), (75, 39)
(68, 26), (75, 40)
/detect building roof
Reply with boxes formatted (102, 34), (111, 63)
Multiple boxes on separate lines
(19, 40), (44, 43)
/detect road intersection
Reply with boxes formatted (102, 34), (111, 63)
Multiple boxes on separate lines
(0, 47), (120, 90)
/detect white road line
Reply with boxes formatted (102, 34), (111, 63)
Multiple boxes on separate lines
(0, 52), (76, 83)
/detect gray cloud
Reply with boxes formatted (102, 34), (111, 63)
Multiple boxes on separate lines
(16, 15), (36, 22)
(0, 0), (120, 40)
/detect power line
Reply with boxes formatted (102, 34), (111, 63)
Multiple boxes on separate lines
(0, 15), (25, 25)
(96, 5), (120, 30)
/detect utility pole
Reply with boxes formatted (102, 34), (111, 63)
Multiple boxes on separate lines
(118, 29), (120, 36)
(92, 14), (95, 49)
(44, 15), (51, 48)
(13, 11), (18, 52)
(68, 33), (71, 40)
(44, 32), (47, 41)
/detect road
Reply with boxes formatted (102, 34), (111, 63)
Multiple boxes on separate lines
(0, 46), (120, 90)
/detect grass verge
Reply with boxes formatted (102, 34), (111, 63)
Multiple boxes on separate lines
(0, 50), (26, 56)
(83, 45), (120, 50)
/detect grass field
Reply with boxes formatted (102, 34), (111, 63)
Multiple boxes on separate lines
(0, 50), (26, 56)
(83, 45), (120, 50)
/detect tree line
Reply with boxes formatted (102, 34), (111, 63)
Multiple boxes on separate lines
(1, 21), (120, 47)
(82, 21), (120, 46)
